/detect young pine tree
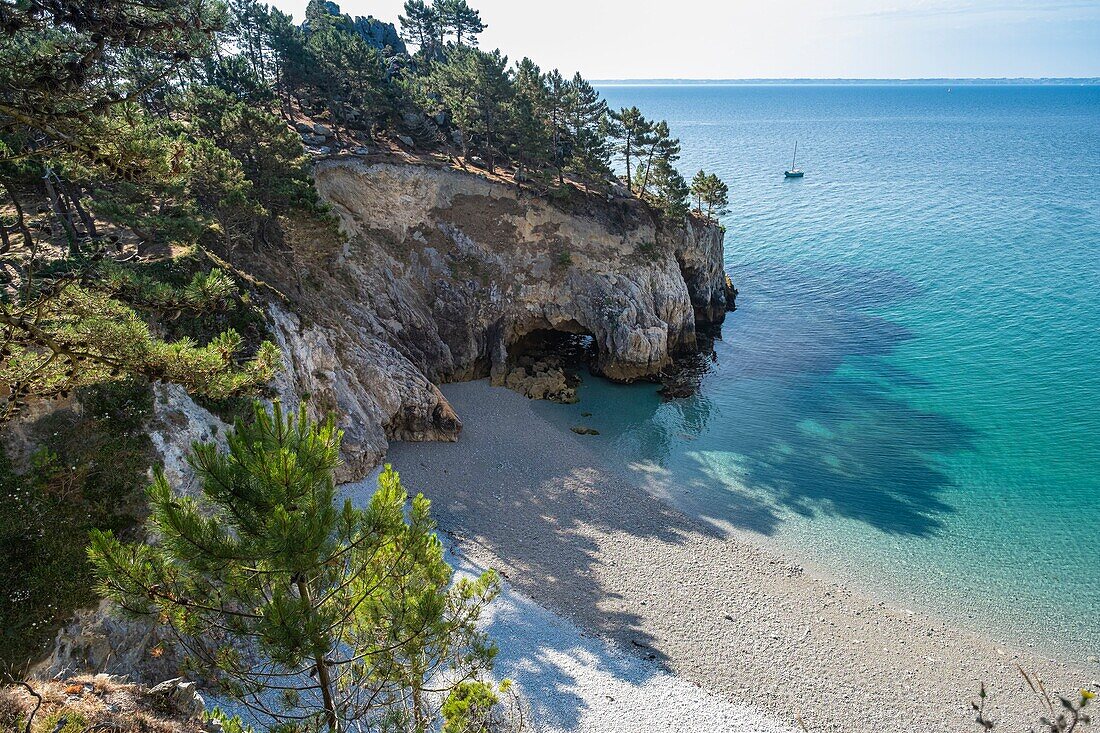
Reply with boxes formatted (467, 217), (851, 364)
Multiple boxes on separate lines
(88, 403), (500, 733)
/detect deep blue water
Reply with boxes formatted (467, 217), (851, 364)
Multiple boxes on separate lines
(537, 84), (1100, 659)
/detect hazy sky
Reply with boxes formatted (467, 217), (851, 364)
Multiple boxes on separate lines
(269, 0), (1100, 79)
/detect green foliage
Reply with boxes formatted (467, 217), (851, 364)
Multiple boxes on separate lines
(607, 106), (656, 194)
(690, 170), (730, 222)
(640, 158), (690, 220)
(508, 58), (554, 181)
(0, 381), (154, 668)
(442, 680), (499, 733)
(401, 0), (485, 59)
(89, 403), (500, 732)
(1, 275), (280, 418)
(563, 73), (612, 191)
(0, 0), (222, 163)
(179, 85), (318, 214)
(0, 0), (320, 421)
(427, 46), (512, 171)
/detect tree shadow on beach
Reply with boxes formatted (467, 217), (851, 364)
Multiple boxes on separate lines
(372, 262), (980, 726)
(376, 383), (731, 680)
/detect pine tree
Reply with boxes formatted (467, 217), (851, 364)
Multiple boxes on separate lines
(564, 73), (612, 191)
(428, 47), (512, 172)
(89, 403), (500, 733)
(545, 70), (573, 186)
(0, 0), (280, 421)
(263, 7), (312, 113)
(399, 0), (440, 58)
(637, 120), (681, 199)
(509, 58), (554, 181)
(705, 173), (730, 220)
(607, 106), (656, 194)
(691, 170), (708, 215)
(647, 158), (690, 219)
(437, 0), (486, 47)
(690, 170), (730, 221)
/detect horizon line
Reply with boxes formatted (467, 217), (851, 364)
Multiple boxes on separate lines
(590, 77), (1100, 84)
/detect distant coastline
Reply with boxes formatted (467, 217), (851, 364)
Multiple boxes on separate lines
(592, 77), (1100, 86)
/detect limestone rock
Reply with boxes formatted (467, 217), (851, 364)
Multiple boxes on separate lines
(148, 678), (206, 719)
(233, 159), (731, 476)
(148, 383), (228, 496)
(502, 360), (578, 403)
(349, 14), (406, 55)
(35, 600), (179, 684)
(303, 2), (407, 55)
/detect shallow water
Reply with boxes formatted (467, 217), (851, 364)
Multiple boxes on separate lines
(534, 84), (1100, 660)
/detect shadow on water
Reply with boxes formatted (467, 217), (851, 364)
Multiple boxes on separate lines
(600, 260), (978, 538)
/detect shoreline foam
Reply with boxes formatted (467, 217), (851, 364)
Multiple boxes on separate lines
(381, 380), (1094, 731)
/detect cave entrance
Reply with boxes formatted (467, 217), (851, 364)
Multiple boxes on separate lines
(509, 328), (596, 368)
(501, 325), (597, 403)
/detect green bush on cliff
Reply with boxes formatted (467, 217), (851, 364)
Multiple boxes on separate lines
(0, 381), (154, 669)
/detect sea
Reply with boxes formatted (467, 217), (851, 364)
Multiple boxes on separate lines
(532, 83), (1100, 661)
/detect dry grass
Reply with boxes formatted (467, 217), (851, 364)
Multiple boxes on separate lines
(0, 675), (204, 733)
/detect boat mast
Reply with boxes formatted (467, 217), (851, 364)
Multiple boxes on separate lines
(791, 141), (798, 170)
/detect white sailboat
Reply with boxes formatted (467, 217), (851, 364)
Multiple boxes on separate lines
(784, 142), (804, 178)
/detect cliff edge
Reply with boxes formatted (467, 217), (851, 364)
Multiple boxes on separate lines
(252, 160), (733, 479)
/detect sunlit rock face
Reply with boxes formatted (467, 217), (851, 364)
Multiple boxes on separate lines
(217, 159), (731, 480)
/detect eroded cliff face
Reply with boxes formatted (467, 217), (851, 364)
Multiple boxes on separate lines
(259, 160), (732, 476)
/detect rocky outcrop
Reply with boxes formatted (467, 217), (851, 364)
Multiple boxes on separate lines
(35, 600), (181, 683)
(306, 2), (407, 55)
(667, 217), (736, 323)
(227, 160), (732, 476)
(313, 160), (728, 377)
(503, 357), (579, 403)
(267, 303), (460, 482)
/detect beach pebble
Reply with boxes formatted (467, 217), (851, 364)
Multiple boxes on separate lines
(1088, 655), (1099, 664)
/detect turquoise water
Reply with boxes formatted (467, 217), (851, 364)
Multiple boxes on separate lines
(539, 84), (1100, 658)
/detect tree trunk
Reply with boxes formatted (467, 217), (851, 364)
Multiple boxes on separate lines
(2, 179), (34, 255)
(296, 578), (340, 733)
(43, 169), (78, 252)
(68, 184), (97, 239)
(640, 144), (657, 198)
(624, 139), (632, 194)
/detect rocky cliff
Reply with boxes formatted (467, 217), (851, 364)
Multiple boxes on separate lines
(246, 160), (733, 479)
(30, 159), (733, 680)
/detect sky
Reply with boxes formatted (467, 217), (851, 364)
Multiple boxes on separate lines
(268, 0), (1100, 80)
